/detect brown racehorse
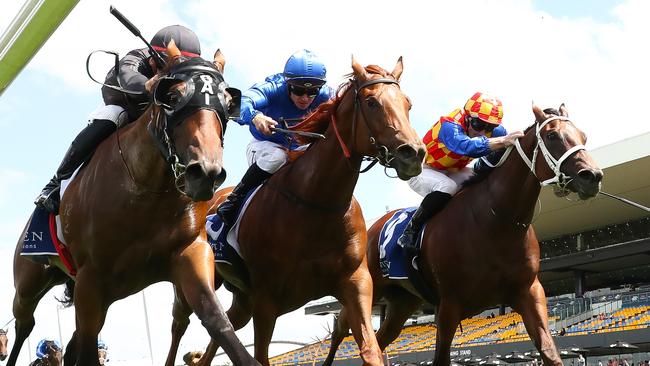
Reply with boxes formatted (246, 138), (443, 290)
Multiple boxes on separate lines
(163, 57), (427, 366)
(7, 43), (260, 366)
(0, 329), (8, 361)
(324, 104), (603, 366)
(28, 340), (62, 366)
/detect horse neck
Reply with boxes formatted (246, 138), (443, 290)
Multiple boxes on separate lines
(118, 107), (174, 192)
(282, 94), (363, 209)
(484, 132), (542, 227)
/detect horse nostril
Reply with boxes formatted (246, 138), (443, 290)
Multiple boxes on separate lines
(396, 144), (416, 160)
(578, 169), (602, 184)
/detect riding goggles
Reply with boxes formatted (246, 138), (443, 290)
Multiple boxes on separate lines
(288, 84), (321, 98)
(468, 117), (497, 133)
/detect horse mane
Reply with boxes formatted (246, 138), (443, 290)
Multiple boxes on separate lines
(290, 64), (393, 145)
(461, 107), (559, 188)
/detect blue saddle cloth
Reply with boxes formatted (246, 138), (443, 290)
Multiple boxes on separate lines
(20, 206), (58, 263)
(206, 185), (263, 265)
(378, 207), (424, 279)
(206, 214), (241, 265)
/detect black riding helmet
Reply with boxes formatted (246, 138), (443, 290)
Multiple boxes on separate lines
(150, 25), (201, 58)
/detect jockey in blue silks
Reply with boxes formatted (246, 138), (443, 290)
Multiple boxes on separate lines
(35, 339), (62, 359)
(217, 49), (334, 226)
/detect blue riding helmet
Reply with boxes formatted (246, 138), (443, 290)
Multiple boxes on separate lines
(36, 339), (62, 359)
(283, 49), (327, 87)
(97, 340), (108, 350)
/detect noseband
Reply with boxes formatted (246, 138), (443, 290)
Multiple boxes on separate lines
(480, 115), (586, 191)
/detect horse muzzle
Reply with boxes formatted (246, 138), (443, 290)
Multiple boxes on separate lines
(183, 160), (227, 201)
(569, 168), (604, 200)
(390, 143), (426, 180)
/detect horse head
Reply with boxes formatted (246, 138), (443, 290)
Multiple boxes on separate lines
(150, 41), (240, 201)
(98, 348), (108, 365)
(523, 104), (603, 199)
(349, 56), (426, 179)
(0, 329), (7, 361)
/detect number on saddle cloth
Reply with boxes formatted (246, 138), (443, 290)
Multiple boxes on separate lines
(378, 207), (422, 279)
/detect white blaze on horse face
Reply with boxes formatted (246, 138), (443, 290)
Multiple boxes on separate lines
(200, 75), (214, 105)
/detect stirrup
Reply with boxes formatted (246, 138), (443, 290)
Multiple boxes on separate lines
(35, 192), (60, 214)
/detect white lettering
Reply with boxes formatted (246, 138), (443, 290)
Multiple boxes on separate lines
(32, 231), (43, 241)
(200, 75), (214, 94)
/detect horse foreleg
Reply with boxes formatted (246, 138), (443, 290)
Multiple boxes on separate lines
(164, 285), (193, 366)
(513, 279), (562, 366)
(376, 287), (423, 350)
(63, 331), (78, 366)
(252, 297), (278, 366)
(322, 308), (350, 366)
(7, 256), (67, 366)
(338, 265), (383, 366)
(196, 290), (253, 366)
(173, 240), (259, 366)
(72, 269), (108, 366)
(433, 299), (461, 366)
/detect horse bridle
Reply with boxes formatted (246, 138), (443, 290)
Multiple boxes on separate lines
(336, 76), (401, 174)
(148, 61), (229, 194)
(480, 115), (586, 191)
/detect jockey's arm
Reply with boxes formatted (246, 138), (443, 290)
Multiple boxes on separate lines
(439, 122), (492, 158)
(239, 82), (279, 136)
(487, 126), (524, 151)
(117, 48), (152, 95)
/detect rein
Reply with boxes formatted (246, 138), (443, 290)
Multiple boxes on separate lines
(480, 115), (585, 191)
(480, 115), (585, 228)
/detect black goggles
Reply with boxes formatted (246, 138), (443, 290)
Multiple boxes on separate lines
(469, 117), (497, 132)
(288, 84), (321, 97)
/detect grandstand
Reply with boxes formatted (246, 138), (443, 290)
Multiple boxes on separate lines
(270, 133), (650, 365)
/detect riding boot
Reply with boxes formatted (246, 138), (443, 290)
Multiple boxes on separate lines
(34, 119), (116, 214)
(217, 163), (272, 227)
(397, 191), (453, 253)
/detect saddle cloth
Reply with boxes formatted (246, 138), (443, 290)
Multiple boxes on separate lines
(20, 169), (80, 274)
(20, 206), (76, 275)
(206, 185), (263, 264)
(378, 207), (425, 279)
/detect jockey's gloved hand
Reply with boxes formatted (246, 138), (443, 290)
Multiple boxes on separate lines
(252, 113), (278, 136)
(145, 74), (161, 94)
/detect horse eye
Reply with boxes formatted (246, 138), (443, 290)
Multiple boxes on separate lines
(547, 131), (560, 140)
(366, 97), (380, 108)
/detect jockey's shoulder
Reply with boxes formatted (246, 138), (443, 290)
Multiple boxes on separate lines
(441, 108), (464, 123)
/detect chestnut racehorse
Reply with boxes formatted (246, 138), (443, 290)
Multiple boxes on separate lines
(163, 57), (427, 366)
(8, 43), (259, 366)
(324, 105), (603, 366)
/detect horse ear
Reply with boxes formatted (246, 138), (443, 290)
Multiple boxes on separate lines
(351, 55), (368, 80)
(391, 56), (403, 81)
(213, 49), (225, 73)
(166, 39), (181, 59)
(559, 103), (569, 117)
(532, 104), (546, 122)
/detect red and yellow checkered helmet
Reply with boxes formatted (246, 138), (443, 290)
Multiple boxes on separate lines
(463, 92), (503, 125)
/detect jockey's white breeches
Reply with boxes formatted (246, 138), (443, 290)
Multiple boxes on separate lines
(245, 139), (308, 173)
(407, 164), (474, 197)
(87, 103), (127, 126)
